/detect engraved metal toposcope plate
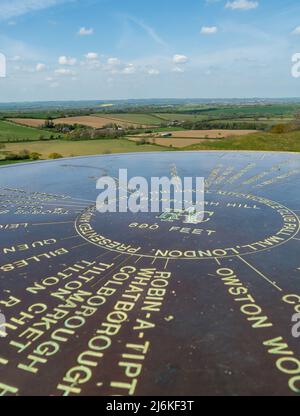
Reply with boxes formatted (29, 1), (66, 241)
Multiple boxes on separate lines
(0, 151), (300, 396)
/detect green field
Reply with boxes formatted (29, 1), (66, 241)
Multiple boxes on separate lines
(3, 139), (166, 159)
(3, 130), (300, 163)
(184, 130), (300, 152)
(0, 159), (32, 166)
(155, 105), (300, 123)
(156, 104), (300, 117)
(0, 120), (54, 142)
(156, 113), (207, 122)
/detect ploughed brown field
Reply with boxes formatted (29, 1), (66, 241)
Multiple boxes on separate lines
(161, 129), (257, 138)
(128, 137), (219, 148)
(53, 116), (142, 128)
(172, 129), (257, 139)
(8, 118), (45, 127)
(128, 129), (257, 148)
(8, 116), (141, 129)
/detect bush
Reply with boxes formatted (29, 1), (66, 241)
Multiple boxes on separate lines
(19, 149), (30, 158)
(48, 153), (63, 159)
(136, 138), (149, 146)
(4, 150), (31, 161)
(30, 152), (41, 160)
(270, 124), (289, 134)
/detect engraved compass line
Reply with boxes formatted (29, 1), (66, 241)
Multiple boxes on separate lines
(212, 164), (256, 192)
(90, 256), (133, 289)
(31, 220), (75, 226)
(210, 158), (299, 192)
(237, 255), (282, 292)
(135, 256), (142, 264)
(60, 235), (81, 241)
(70, 242), (90, 250)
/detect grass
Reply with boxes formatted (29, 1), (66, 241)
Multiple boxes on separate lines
(164, 104), (300, 117)
(0, 120), (54, 142)
(183, 130), (300, 152)
(0, 159), (32, 166)
(2, 139), (166, 159)
(156, 113), (207, 122)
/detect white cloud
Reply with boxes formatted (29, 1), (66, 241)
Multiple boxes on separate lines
(78, 27), (94, 36)
(201, 26), (218, 35)
(58, 55), (77, 65)
(122, 64), (136, 74)
(292, 27), (300, 35)
(55, 68), (75, 75)
(85, 52), (98, 60)
(225, 0), (259, 10)
(107, 57), (121, 66)
(147, 68), (160, 75)
(36, 63), (46, 71)
(9, 55), (22, 61)
(173, 54), (189, 64)
(172, 66), (185, 73)
(0, 0), (73, 20)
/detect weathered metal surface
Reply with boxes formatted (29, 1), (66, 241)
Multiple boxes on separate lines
(0, 151), (300, 396)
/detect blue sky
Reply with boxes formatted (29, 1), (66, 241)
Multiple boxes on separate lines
(0, 0), (300, 101)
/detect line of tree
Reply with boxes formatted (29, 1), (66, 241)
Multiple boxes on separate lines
(66, 127), (126, 141)
(180, 121), (267, 130)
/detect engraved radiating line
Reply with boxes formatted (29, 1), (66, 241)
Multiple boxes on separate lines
(205, 165), (223, 190)
(1, 192), (95, 205)
(232, 159), (299, 192)
(222, 163), (256, 189)
(91, 256), (131, 288)
(237, 255), (282, 292)
(31, 221), (74, 226)
(39, 203), (91, 208)
(135, 256), (142, 264)
(151, 258), (157, 265)
(42, 198), (92, 204)
(60, 235), (80, 240)
(164, 259), (169, 269)
(215, 258), (221, 266)
(71, 242), (90, 250)
(292, 237), (300, 241)
(94, 250), (114, 260)
(213, 167), (235, 189)
(112, 253), (124, 261)
(61, 197), (95, 203)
